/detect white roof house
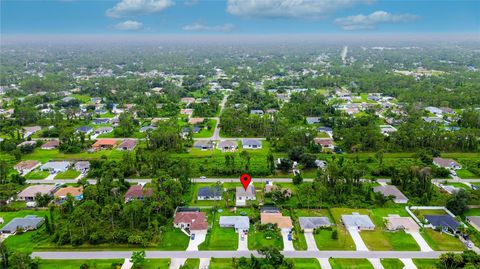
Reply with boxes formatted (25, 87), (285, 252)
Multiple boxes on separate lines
(219, 216), (250, 232)
(342, 213), (375, 230)
(40, 161), (70, 173)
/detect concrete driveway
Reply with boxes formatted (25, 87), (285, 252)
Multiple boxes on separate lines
(169, 258), (186, 269)
(304, 232), (318, 251)
(281, 230), (294, 251)
(400, 258), (418, 268)
(317, 258), (332, 269)
(368, 258), (385, 269)
(407, 232), (433, 252)
(238, 232), (248, 251)
(199, 258), (210, 269)
(347, 227), (368, 251)
(186, 232), (207, 251)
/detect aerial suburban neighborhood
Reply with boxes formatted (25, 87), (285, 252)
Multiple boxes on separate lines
(1, 1), (480, 269)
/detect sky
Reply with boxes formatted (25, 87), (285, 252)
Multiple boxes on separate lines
(1, 0), (479, 36)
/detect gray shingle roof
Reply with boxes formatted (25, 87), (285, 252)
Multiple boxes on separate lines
(1, 215), (43, 233)
(242, 139), (261, 147)
(299, 217), (332, 229)
(219, 216), (250, 230)
(342, 214), (375, 229)
(425, 215), (459, 231)
(197, 186), (222, 197)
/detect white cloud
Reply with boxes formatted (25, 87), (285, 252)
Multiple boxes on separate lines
(182, 22), (235, 32)
(335, 10), (418, 30)
(106, 0), (174, 18)
(114, 20), (144, 30)
(226, 0), (374, 19)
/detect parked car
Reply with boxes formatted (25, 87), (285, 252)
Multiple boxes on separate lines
(191, 234), (195, 240)
(200, 176), (206, 180)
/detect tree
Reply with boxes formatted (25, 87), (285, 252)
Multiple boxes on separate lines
(277, 159), (292, 173)
(446, 189), (470, 215)
(8, 251), (32, 269)
(130, 250), (145, 268)
(292, 173), (303, 185)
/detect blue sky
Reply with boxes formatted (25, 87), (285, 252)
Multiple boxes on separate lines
(1, 0), (479, 35)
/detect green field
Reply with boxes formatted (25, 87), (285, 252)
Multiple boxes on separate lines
(23, 148), (126, 163)
(181, 259), (200, 269)
(25, 170), (49, 180)
(193, 119), (217, 138)
(421, 229), (466, 251)
(329, 259), (373, 269)
(413, 259), (438, 269)
(380, 259), (405, 269)
(157, 226), (190, 250)
(248, 227), (284, 250)
(290, 258), (321, 269)
(456, 169), (479, 179)
(209, 258), (236, 269)
(142, 258), (170, 269)
(54, 169), (80, 179)
(38, 259), (123, 269)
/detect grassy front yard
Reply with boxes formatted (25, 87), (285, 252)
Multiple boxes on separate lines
(198, 210), (239, 250)
(456, 169), (479, 179)
(329, 259), (373, 269)
(182, 259), (200, 269)
(54, 169), (80, 179)
(361, 230), (420, 251)
(248, 227), (283, 250)
(157, 226), (189, 250)
(142, 259), (170, 269)
(380, 259), (405, 269)
(420, 229), (466, 251)
(209, 258), (236, 269)
(413, 259), (438, 269)
(38, 259), (123, 269)
(289, 258), (321, 269)
(25, 170), (49, 180)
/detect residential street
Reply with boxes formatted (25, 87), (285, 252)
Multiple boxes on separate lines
(31, 250), (452, 260)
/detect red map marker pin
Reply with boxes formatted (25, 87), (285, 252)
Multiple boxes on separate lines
(240, 173), (252, 190)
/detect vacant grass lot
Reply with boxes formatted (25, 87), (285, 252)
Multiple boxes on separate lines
(182, 259), (200, 269)
(380, 259), (404, 269)
(329, 259), (373, 269)
(413, 259), (438, 269)
(209, 258), (236, 269)
(312, 208), (357, 250)
(54, 169), (80, 179)
(23, 148), (126, 163)
(198, 210), (239, 250)
(38, 259), (123, 269)
(420, 229), (466, 251)
(290, 258), (321, 269)
(158, 226), (189, 250)
(456, 169), (479, 179)
(142, 259), (170, 269)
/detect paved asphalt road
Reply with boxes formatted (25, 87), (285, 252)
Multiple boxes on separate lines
(32, 250), (451, 260)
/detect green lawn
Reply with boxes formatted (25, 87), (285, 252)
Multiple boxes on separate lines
(209, 258), (237, 269)
(329, 259), (373, 269)
(23, 148), (126, 163)
(456, 169), (479, 179)
(312, 208), (357, 250)
(420, 229), (466, 251)
(157, 226), (189, 250)
(54, 169), (80, 179)
(142, 258), (170, 269)
(193, 119), (217, 138)
(182, 259), (200, 269)
(413, 259), (438, 269)
(411, 209), (447, 222)
(248, 227), (284, 250)
(380, 259), (405, 269)
(290, 258), (321, 269)
(25, 170), (50, 180)
(198, 211), (239, 250)
(38, 259), (123, 269)
(361, 230), (420, 251)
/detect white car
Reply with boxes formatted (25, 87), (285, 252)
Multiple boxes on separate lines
(200, 176), (206, 180)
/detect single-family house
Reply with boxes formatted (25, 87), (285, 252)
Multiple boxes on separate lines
(180, 109), (194, 117)
(317, 127), (333, 137)
(180, 97), (195, 104)
(76, 126), (93, 135)
(236, 185), (256, 206)
(197, 186), (223, 200)
(140, 125), (156, 132)
(424, 215), (460, 233)
(425, 106), (443, 115)
(17, 185), (56, 202)
(124, 185), (153, 202)
(433, 157), (462, 170)
(118, 139), (137, 151)
(92, 139), (117, 151)
(314, 138), (334, 150)
(250, 110), (264, 116)
(14, 160), (41, 175)
(94, 126), (113, 135)
(17, 141), (37, 148)
(217, 140), (237, 152)
(261, 212), (293, 231)
(40, 161), (70, 173)
(466, 216), (480, 232)
(306, 117), (321, 124)
(242, 139), (262, 149)
(54, 186), (83, 201)
(440, 107), (454, 114)
(22, 126), (41, 138)
(74, 161), (90, 174)
(341, 213), (375, 230)
(379, 125), (398, 136)
(93, 118), (110, 125)
(188, 117), (204, 125)
(41, 140), (59, 150)
(0, 215), (43, 234)
(264, 181), (292, 197)
(384, 215), (419, 232)
(315, 160), (327, 169)
(173, 212), (208, 234)
(219, 216), (250, 233)
(299, 217), (332, 232)
(373, 185), (409, 204)
(193, 140), (214, 150)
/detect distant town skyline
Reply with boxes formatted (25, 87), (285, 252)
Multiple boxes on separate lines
(1, 0), (479, 36)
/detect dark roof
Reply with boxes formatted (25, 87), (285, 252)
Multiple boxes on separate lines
(176, 207), (200, 213)
(261, 206), (280, 213)
(1, 215), (43, 233)
(425, 215), (459, 231)
(118, 139), (137, 150)
(77, 126), (93, 133)
(317, 126), (333, 132)
(197, 186), (222, 197)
